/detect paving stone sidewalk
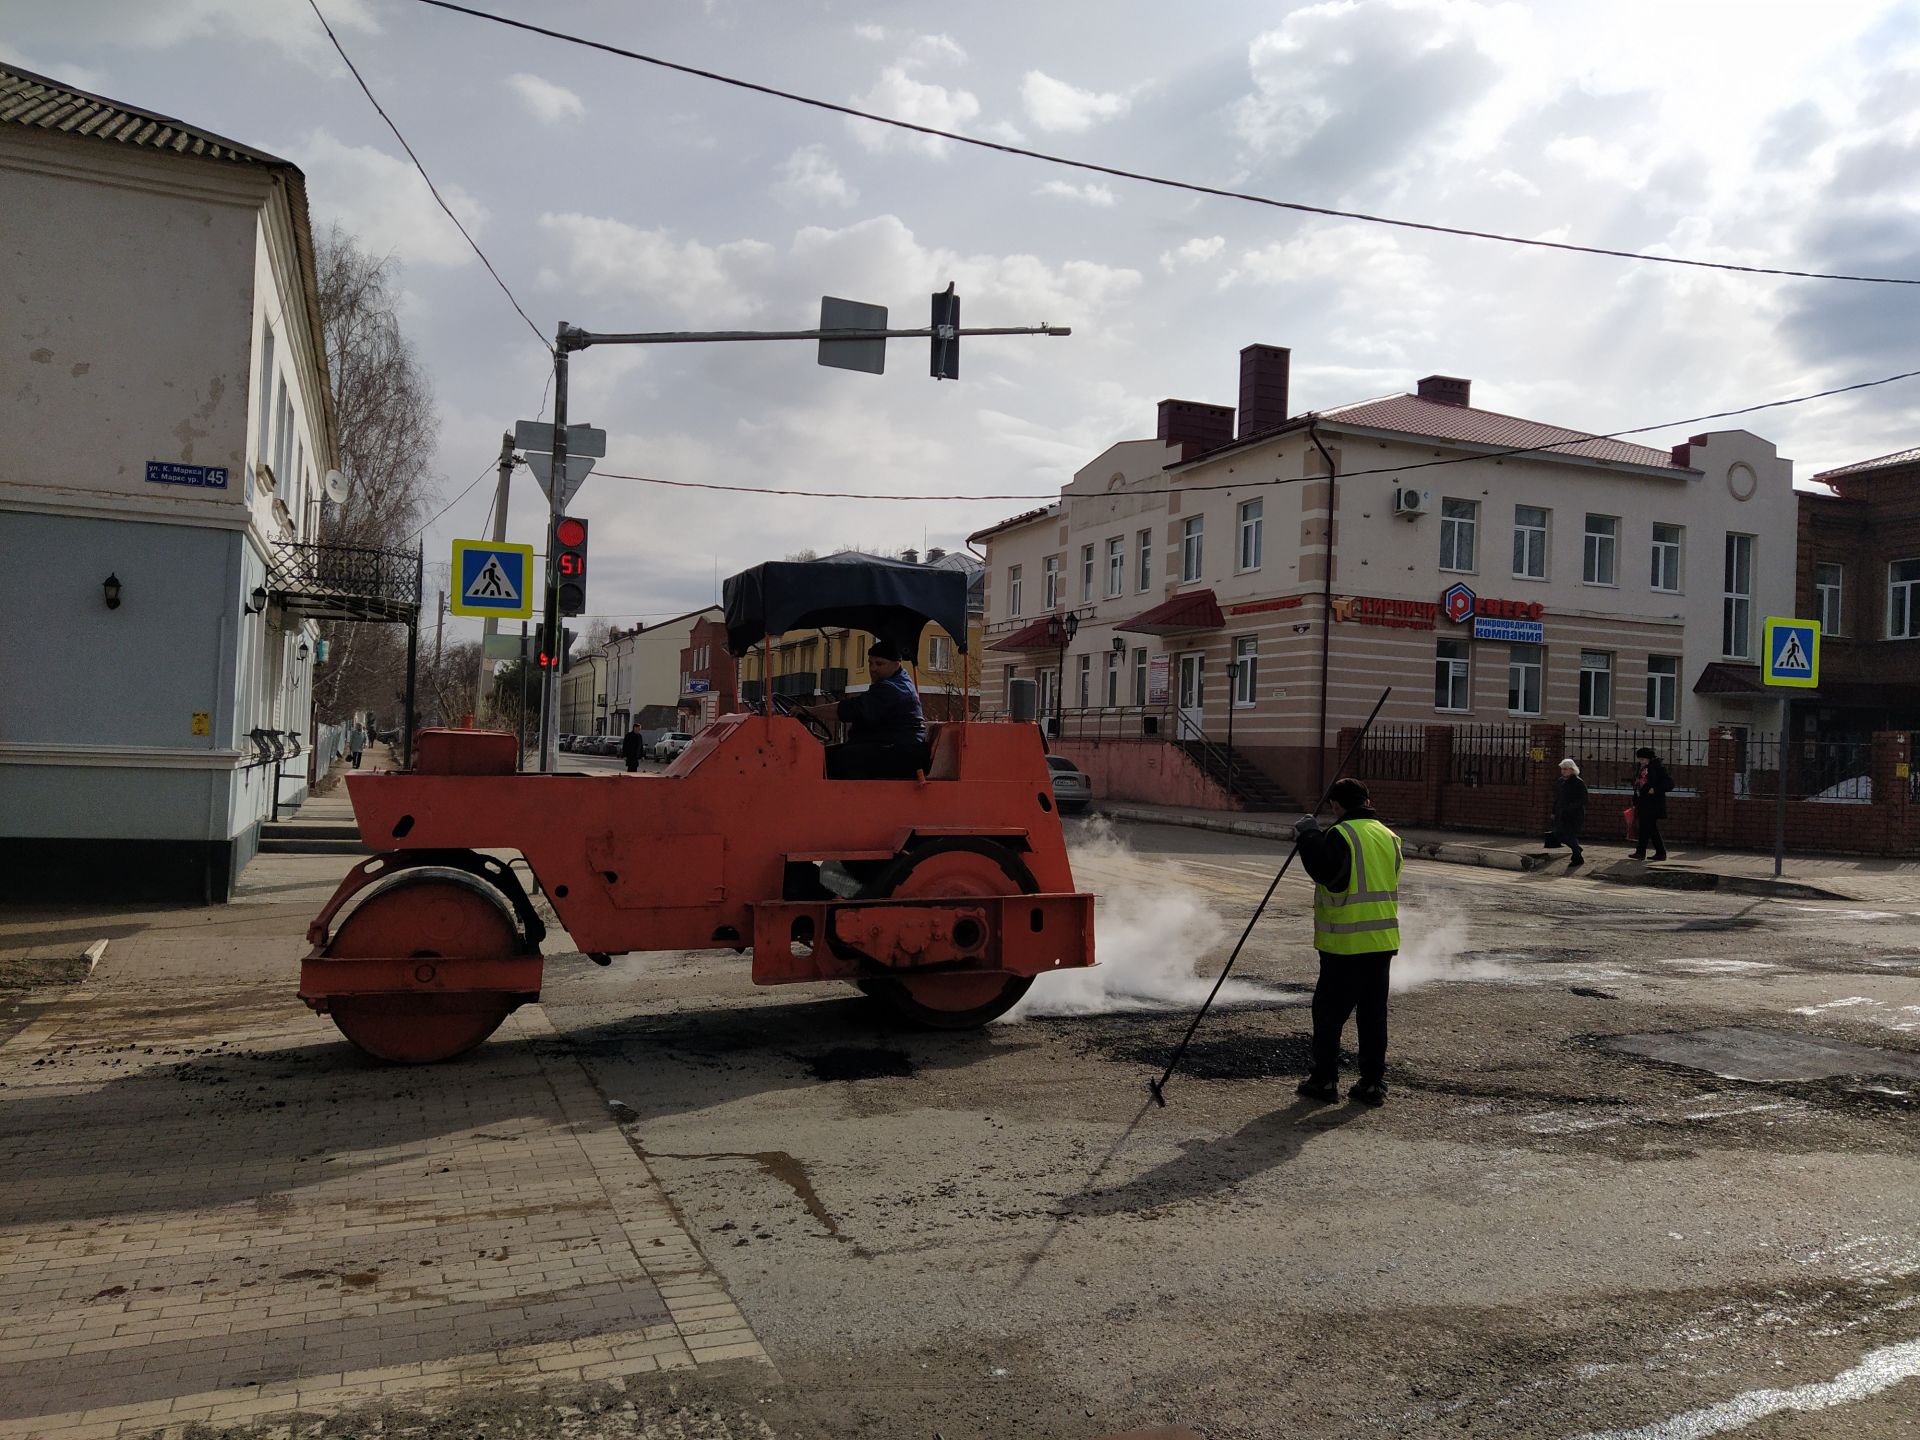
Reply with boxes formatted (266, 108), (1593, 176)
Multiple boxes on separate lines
(0, 857), (768, 1439)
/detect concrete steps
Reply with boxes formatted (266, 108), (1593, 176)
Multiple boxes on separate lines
(258, 820), (368, 855)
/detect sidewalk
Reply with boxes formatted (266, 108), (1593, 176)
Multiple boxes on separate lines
(1098, 800), (1920, 903)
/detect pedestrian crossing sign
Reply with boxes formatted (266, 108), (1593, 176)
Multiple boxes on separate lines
(1762, 616), (1819, 688)
(450, 539), (535, 618)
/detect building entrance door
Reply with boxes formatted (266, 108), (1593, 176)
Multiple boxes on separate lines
(1177, 652), (1205, 739)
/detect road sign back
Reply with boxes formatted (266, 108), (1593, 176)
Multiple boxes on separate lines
(1762, 616), (1820, 688)
(451, 540), (535, 618)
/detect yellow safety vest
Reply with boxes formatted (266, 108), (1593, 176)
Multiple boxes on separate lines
(1313, 818), (1403, 955)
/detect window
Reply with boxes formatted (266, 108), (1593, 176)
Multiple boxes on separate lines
(1233, 636), (1258, 705)
(1723, 534), (1755, 657)
(1507, 643), (1543, 716)
(1043, 555), (1060, 609)
(1237, 499), (1263, 571)
(1106, 536), (1125, 597)
(273, 377), (293, 491)
(1646, 655), (1679, 724)
(1008, 565), (1023, 616)
(1079, 544), (1094, 602)
(1435, 639), (1469, 712)
(1816, 562), (1843, 637)
(1440, 498), (1477, 571)
(1583, 514), (1618, 585)
(1181, 516), (1203, 582)
(1077, 653), (1091, 708)
(1578, 651), (1613, 720)
(927, 635), (953, 670)
(1651, 523), (1683, 592)
(1038, 668), (1057, 716)
(256, 322), (275, 465)
(1512, 505), (1547, 579)
(1104, 651), (1120, 708)
(1132, 647), (1148, 705)
(1137, 529), (1153, 591)
(1890, 559), (1920, 639)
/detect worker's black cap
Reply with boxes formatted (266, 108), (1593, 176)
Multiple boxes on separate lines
(1328, 777), (1370, 810)
(867, 638), (904, 662)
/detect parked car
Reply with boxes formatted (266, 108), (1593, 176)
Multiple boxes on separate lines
(558, 733), (577, 752)
(1046, 754), (1092, 815)
(653, 731), (695, 763)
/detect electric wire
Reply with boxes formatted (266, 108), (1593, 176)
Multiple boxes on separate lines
(406, 0), (1920, 288)
(306, 0), (551, 351)
(404, 458), (499, 545)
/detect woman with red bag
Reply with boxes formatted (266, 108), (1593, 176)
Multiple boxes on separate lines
(1630, 746), (1673, 861)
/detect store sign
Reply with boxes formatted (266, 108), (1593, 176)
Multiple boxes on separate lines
(1147, 655), (1171, 704)
(685, 678), (712, 694)
(1472, 617), (1545, 643)
(1439, 580), (1544, 625)
(1226, 596), (1305, 616)
(1330, 595), (1437, 630)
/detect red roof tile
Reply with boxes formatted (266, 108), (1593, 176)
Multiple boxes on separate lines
(1813, 445), (1920, 483)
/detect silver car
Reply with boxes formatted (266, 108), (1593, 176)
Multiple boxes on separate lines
(1046, 754), (1092, 815)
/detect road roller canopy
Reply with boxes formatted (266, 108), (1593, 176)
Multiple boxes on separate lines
(722, 552), (970, 658)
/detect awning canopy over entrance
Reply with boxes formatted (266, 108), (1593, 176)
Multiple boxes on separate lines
(987, 617), (1066, 652)
(1113, 588), (1224, 637)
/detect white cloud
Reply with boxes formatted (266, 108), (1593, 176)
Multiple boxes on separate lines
(291, 131), (486, 269)
(1020, 70), (1131, 132)
(1036, 180), (1117, 207)
(902, 33), (967, 68)
(507, 72), (585, 125)
(775, 145), (857, 207)
(846, 67), (981, 156)
(535, 213), (774, 322)
(7, 0), (380, 67)
(1158, 235), (1226, 271)
(852, 23), (887, 41)
(0, 42), (110, 93)
(982, 120), (1029, 146)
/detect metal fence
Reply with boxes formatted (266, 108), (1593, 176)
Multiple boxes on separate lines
(1352, 723), (1426, 783)
(1446, 723), (1531, 787)
(1736, 734), (1872, 802)
(1564, 728), (1711, 793)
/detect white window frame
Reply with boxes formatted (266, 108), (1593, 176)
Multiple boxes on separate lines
(1105, 536), (1125, 597)
(1435, 638), (1470, 713)
(1578, 650), (1613, 721)
(1079, 544), (1094, 603)
(1724, 534), (1755, 658)
(1076, 652), (1091, 709)
(1440, 498), (1477, 573)
(1583, 514), (1619, 587)
(1044, 555), (1060, 610)
(1237, 499), (1263, 572)
(1651, 522), (1683, 593)
(1232, 635), (1258, 706)
(1512, 505), (1547, 580)
(1815, 562), (1843, 638)
(1008, 565), (1023, 617)
(1104, 650), (1120, 708)
(1137, 529), (1153, 592)
(1132, 647), (1148, 705)
(1889, 558), (1920, 640)
(256, 322), (276, 466)
(1181, 516), (1203, 583)
(927, 635), (953, 670)
(1646, 654), (1679, 725)
(1507, 643), (1543, 717)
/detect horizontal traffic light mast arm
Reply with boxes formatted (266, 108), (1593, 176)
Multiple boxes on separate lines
(560, 324), (1069, 349)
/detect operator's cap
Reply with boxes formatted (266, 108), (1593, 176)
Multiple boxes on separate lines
(867, 638), (904, 661)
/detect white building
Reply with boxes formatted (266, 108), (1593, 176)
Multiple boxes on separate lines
(604, 606), (721, 733)
(975, 344), (1796, 805)
(0, 65), (356, 901)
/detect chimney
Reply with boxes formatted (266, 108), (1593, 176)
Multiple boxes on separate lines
(926, 546), (946, 561)
(1157, 398), (1236, 460)
(900, 547), (919, 564)
(1238, 344), (1291, 440)
(1416, 375), (1472, 408)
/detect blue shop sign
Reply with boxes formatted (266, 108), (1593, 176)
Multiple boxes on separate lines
(1472, 616), (1545, 644)
(145, 461), (230, 489)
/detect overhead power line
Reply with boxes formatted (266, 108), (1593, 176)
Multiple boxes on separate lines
(590, 361), (1920, 504)
(406, 458), (500, 545)
(306, 0), (551, 350)
(408, 0), (1919, 288)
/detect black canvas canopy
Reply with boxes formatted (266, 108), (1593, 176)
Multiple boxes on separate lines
(722, 552), (969, 658)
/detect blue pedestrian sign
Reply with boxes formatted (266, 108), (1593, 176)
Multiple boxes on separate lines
(1762, 616), (1819, 688)
(450, 539), (535, 618)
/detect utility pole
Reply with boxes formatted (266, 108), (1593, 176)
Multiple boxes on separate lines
(537, 323), (572, 773)
(475, 431), (515, 724)
(435, 590), (446, 667)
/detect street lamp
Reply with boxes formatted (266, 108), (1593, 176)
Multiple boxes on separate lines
(1044, 610), (1079, 734)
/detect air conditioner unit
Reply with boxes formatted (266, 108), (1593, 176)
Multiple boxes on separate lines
(1394, 487), (1427, 516)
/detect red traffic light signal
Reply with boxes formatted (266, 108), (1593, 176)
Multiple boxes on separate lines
(553, 514), (588, 616)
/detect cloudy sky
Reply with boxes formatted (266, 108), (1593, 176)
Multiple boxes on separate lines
(7, 0), (1919, 639)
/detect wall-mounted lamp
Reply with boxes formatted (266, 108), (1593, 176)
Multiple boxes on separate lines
(245, 585), (269, 614)
(103, 573), (122, 610)
(297, 640), (311, 661)
(1110, 636), (1127, 653)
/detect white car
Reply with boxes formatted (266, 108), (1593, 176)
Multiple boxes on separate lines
(652, 731), (694, 763)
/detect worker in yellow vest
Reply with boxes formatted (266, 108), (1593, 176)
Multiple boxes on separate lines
(1291, 777), (1402, 1107)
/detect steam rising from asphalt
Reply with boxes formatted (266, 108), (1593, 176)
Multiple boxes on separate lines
(1004, 819), (1293, 1020)
(1391, 907), (1511, 990)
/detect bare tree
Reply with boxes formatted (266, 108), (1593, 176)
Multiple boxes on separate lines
(310, 225), (442, 724)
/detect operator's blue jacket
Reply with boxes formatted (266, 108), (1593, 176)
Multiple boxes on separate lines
(837, 668), (926, 746)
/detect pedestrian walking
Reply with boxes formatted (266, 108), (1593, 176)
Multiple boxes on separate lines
(1550, 758), (1588, 868)
(1292, 777), (1403, 1107)
(620, 720), (645, 773)
(348, 721), (365, 769)
(1630, 746), (1672, 861)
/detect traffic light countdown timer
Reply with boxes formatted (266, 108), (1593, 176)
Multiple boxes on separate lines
(554, 514), (588, 617)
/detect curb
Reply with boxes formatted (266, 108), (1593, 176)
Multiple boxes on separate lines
(1098, 806), (1552, 873)
(1587, 864), (1857, 903)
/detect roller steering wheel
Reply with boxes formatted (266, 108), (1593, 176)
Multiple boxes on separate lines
(772, 691), (837, 745)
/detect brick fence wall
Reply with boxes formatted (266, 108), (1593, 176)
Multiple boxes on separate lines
(1338, 724), (1914, 856)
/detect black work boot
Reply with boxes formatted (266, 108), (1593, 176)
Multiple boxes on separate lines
(1296, 1076), (1340, 1103)
(1349, 1079), (1387, 1107)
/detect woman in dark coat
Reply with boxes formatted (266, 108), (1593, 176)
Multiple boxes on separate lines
(1551, 758), (1588, 868)
(1631, 746), (1673, 861)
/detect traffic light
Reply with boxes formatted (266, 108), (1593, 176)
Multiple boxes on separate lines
(930, 284), (959, 381)
(535, 625), (576, 671)
(554, 514), (588, 616)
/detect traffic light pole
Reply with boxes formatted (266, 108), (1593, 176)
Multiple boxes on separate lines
(537, 328), (571, 773)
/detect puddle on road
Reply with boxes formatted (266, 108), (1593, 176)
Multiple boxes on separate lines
(1603, 1026), (1920, 1083)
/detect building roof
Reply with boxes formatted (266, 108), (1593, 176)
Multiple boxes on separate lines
(967, 504), (1059, 546)
(987, 617), (1068, 652)
(1812, 445), (1920, 483)
(1114, 588), (1226, 637)
(1, 63), (290, 167)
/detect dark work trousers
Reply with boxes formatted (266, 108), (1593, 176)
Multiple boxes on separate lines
(1633, 809), (1666, 857)
(1309, 950), (1394, 1085)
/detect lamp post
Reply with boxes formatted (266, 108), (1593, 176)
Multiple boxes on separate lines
(1045, 610), (1079, 735)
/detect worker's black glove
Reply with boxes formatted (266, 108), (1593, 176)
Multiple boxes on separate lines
(1292, 814), (1320, 840)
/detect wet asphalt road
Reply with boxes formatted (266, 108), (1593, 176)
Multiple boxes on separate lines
(528, 818), (1920, 1440)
